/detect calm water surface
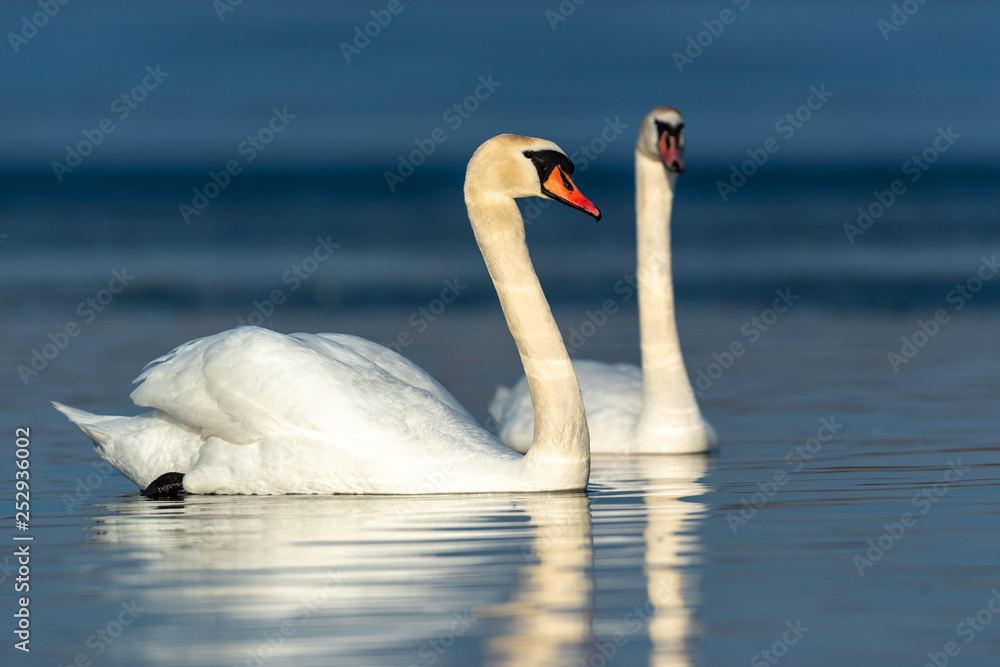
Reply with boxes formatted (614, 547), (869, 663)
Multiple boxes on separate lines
(3, 303), (999, 666)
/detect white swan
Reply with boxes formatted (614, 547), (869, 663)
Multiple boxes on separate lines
(54, 134), (602, 496)
(488, 108), (715, 455)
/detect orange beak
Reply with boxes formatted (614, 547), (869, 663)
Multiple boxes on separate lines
(541, 165), (601, 221)
(657, 131), (685, 173)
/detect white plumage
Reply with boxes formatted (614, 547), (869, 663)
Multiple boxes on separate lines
(55, 134), (602, 495)
(489, 108), (716, 455)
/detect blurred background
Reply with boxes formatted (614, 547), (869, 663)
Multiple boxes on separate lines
(1, 0), (997, 407)
(3, 0), (997, 300)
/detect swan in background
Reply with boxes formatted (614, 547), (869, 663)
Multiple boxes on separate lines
(54, 134), (601, 496)
(489, 108), (715, 455)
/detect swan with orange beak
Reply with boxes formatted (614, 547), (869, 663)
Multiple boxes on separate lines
(525, 148), (602, 219)
(490, 107), (716, 455)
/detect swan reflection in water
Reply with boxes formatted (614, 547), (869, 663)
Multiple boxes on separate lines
(590, 453), (709, 667)
(86, 492), (594, 666)
(84, 454), (706, 666)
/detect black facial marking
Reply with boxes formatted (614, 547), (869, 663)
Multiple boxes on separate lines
(655, 120), (683, 142)
(524, 149), (575, 183)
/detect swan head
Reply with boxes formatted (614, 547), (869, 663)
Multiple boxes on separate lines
(465, 134), (601, 220)
(637, 106), (685, 174)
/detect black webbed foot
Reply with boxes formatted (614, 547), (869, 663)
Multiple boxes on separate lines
(142, 472), (186, 499)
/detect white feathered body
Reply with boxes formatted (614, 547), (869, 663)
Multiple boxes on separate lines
(489, 359), (714, 455)
(57, 326), (554, 495)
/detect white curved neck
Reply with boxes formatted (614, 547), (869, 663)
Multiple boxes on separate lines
(635, 152), (700, 417)
(465, 192), (589, 484)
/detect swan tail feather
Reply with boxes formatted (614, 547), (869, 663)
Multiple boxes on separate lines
(53, 401), (204, 491)
(52, 401), (114, 448)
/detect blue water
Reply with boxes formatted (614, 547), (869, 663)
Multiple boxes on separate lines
(4, 305), (1000, 666)
(2, 1), (1000, 665)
